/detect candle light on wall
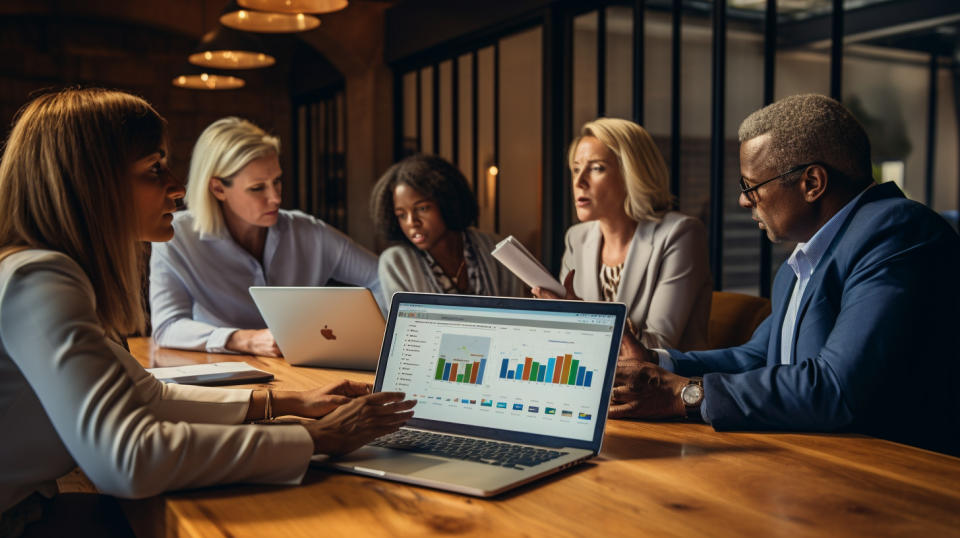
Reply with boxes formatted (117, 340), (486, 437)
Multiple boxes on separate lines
(478, 164), (499, 232)
(487, 165), (499, 210)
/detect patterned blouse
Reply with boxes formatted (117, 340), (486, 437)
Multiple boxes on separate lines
(420, 232), (495, 295)
(600, 262), (639, 338)
(599, 263), (622, 302)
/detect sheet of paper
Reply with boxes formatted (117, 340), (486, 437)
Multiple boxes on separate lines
(146, 362), (274, 386)
(491, 235), (566, 296)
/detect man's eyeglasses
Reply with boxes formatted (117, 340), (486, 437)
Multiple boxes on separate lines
(738, 162), (817, 203)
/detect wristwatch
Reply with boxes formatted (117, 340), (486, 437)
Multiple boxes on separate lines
(680, 377), (704, 421)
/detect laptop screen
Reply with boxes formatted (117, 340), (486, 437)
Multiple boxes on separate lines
(376, 294), (625, 449)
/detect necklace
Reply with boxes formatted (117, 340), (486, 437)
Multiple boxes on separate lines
(450, 259), (466, 284)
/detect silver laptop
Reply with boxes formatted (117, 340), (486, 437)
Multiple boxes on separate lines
(320, 292), (626, 497)
(249, 286), (384, 370)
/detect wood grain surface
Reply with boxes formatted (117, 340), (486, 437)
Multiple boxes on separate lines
(121, 338), (960, 537)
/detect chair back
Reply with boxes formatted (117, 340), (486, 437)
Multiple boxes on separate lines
(708, 291), (771, 349)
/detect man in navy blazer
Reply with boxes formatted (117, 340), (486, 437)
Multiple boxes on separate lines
(611, 94), (960, 455)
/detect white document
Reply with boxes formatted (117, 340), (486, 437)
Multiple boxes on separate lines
(491, 235), (565, 297)
(146, 362), (274, 386)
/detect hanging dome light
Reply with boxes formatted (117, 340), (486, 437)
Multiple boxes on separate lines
(172, 64), (246, 91)
(220, 0), (321, 33)
(237, 0), (348, 15)
(188, 25), (276, 69)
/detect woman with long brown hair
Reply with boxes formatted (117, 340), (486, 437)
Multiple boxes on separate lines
(0, 88), (413, 533)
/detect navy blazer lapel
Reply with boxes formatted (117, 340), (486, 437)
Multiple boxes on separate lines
(769, 263), (796, 366)
(788, 183), (903, 358)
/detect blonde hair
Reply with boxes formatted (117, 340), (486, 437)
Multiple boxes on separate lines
(0, 88), (166, 337)
(569, 118), (673, 222)
(185, 117), (280, 236)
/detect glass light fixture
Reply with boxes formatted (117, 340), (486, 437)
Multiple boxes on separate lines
(172, 62), (247, 90)
(188, 25), (276, 69)
(220, 0), (321, 33)
(237, 0), (348, 15)
(172, 71), (246, 90)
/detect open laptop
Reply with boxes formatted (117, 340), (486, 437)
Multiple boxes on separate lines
(320, 292), (626, 497)
(249, 286), (384, 370)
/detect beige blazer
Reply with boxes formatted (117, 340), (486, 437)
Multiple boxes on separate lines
(560, 212), (712, 351)
(0, 250), (313, 513)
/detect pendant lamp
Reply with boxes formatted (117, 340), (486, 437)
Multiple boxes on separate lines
(172, 65), (246, 90)
(188, 25), (276, 69)
(237, 0), (348, 15)
(220, 0), (321, 33)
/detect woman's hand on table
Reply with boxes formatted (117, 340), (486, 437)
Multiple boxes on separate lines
(302, 392), (416, 456)
(226, 328), (282, 357)
(274, 380), (373, 418)
(531, 270), (581, 300)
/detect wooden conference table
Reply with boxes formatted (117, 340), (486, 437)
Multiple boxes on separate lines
(119, 337), (960, 537)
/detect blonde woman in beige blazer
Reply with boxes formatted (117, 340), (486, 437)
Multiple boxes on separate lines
(535, 118), (711, 351)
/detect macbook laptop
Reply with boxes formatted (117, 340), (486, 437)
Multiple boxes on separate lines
(320, 292), (626, 497)
(249, 286), (384, 370)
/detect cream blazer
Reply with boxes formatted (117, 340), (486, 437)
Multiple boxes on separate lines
(0, 250), (313, 513)
(560, 212), (712, 351)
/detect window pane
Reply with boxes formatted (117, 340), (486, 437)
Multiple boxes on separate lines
(458, 53), (474, 190)
(722, 17), (765, 294)
(573, 11), (599, 132)
(420, 65), (434, 155)
(934, 63), (958, 220)
(402, 71), (417, 155)
(676, 13), (711, 239)
(499, 26), (543, 256)
(604, 6), (633, 121)
(476, 46), (495, 233)
(439, 59), (454, 162)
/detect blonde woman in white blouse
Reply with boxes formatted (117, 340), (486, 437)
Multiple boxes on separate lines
(533, 118), (711, 351)
(0, 89), (413, 533)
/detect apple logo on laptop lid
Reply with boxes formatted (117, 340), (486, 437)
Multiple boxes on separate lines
(321, 325), (337, 340)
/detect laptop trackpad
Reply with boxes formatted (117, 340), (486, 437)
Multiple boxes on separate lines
(331, 446), (445, 474)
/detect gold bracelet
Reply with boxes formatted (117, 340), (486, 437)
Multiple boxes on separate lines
(264, 388), (273, 421)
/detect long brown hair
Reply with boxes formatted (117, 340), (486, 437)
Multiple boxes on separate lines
(0, 88), (166, 337)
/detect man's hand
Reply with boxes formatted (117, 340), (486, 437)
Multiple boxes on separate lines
(619, 329), (658, 363)
(226, 329), (282, 357)
(302, 392), (416, 457)
(609, 359), (689, 419)
(532, 271), (581, 301)
(274, 380), (373, 418)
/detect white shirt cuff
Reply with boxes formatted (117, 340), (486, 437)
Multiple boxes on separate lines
(206, 327), (240, 353)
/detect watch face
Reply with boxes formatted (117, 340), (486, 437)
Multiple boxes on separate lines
(681, 384), (703, 406)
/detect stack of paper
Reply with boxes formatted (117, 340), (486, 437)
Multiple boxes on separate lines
(491, 236), (565, 297)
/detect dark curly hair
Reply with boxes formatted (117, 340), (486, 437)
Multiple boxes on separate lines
(370, 154), (478, 244)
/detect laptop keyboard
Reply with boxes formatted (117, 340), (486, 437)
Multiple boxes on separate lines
(370, 429), (568, 469)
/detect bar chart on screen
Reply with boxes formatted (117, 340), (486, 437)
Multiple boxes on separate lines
(432, 333), (490, 385)
(497, 353), (595, 387)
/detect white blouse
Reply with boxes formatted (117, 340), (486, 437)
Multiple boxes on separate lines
(150, 209), (382, 352)
(0, 250), (313, 513)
